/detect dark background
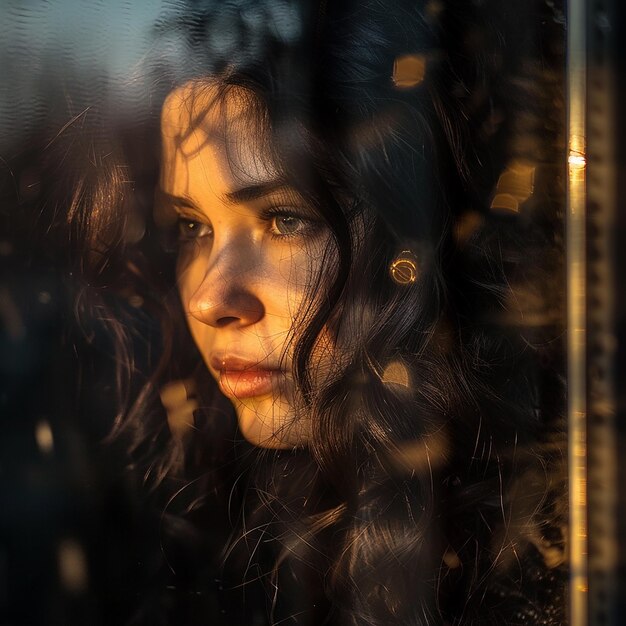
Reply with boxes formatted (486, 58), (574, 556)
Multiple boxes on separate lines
(586, 1), (626, 626)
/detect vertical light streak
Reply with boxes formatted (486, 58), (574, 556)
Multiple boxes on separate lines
(567, 0), (588, 624)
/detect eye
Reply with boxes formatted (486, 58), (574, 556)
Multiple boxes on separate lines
(177, 217), (212, 241)
(270, 215), (308, 237)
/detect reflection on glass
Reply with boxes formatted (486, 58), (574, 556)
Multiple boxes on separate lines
(567, 0), (588, 623)
(0, 1), (570, 624)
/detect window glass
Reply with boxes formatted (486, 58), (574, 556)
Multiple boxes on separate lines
(0, 2), (573, 624)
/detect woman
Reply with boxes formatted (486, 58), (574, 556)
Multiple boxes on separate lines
(65, 0), (567, 624)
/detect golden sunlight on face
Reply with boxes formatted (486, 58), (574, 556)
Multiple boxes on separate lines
(159, 82), (329, 448)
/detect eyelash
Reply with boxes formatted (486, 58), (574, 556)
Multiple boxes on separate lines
(261, 207), (321, 240)
(175, 207), (321, 244)
(176, 216), (212, 242)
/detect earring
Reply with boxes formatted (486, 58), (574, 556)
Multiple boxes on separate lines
(390, 250), (419, 285)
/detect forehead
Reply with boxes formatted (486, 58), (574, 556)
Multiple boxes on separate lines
(160, 81), (278, 192)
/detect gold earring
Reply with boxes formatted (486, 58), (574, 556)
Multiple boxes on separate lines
(390, 250), (419, 285)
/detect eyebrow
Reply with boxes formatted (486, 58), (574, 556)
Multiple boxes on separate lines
(156, 180), (289, 210)
(223, 180), (289, 204)
(155, 188), (198, 210)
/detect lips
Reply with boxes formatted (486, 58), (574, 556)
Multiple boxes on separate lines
(210, 354), (283, 400)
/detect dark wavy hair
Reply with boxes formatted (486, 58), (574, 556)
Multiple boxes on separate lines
(58, 1), (567, 624)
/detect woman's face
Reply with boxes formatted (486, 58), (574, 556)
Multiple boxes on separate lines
(159, 82), (331, 448)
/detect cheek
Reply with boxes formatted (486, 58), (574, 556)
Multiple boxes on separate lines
(308, 327), (339, 386)
(275, 255), (306, 322)
(274, 242), (327, 322)
(176, 244), (203, 299)
(176, 260), (199, 323)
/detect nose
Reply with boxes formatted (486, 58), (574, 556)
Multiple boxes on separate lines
(185, 246), (265, 329)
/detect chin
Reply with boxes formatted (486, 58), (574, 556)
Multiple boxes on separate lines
(234, 398), (307, 449)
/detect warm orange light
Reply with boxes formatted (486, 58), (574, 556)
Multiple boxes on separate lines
(390, 251), (419, 285)
(160, 379), (198, 438)
(392, 54), (426, 88)
(490, 193), (520, 213)
(490, 160), (535, 213)
(568, 153), (586, 168)
(58, 539), (88, 593)
(382, 360), (410, 387)
(35, 419), (54, 455)
(454, 211), (484, 245)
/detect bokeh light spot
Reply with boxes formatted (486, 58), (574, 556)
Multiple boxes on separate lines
(392, 54), (426, 89)
(35, 419), (54, 455)
(160, 379), (198, 438)
(58, 539), (88, 594)
(128, 295), (144, 308)
(382, 361), (410, 388)
(490, 193), (520, 213)
(454, 211), (484, 246)
(38, 291), (52, 305)
(490, 160), (536, 214)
